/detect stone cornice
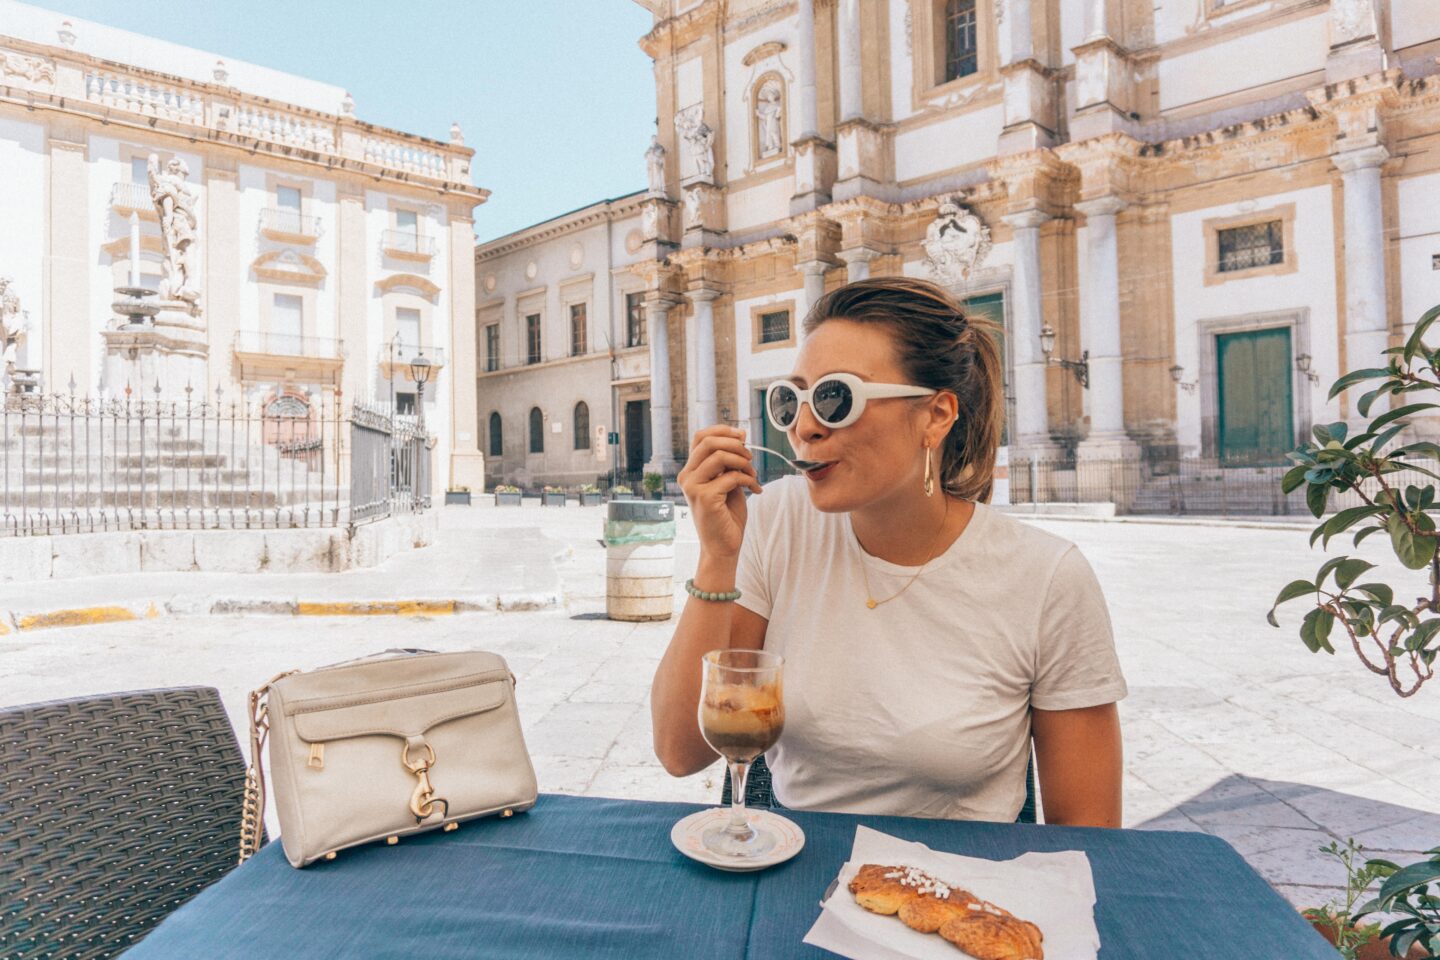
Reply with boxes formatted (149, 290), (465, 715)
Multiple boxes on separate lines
(0, 33), (484, 201)
(639, 0), (724, 57)
(475, 193), (648, 261)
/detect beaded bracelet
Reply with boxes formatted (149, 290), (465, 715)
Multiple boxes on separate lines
(684, 579), (742, 603)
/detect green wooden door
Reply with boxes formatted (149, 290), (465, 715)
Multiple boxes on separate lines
(756, 386), (797, 483)
(1217, 328), (1293, 465)
(962, 292), (1010, 444)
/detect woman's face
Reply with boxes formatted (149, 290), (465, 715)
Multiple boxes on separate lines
(784, 319), (951, 514)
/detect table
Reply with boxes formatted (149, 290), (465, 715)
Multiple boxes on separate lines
(125, 794), (1334, 959)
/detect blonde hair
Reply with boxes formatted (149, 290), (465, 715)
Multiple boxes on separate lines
(803, 276), (1004, 502)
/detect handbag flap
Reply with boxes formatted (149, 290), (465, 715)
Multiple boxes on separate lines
(290, 671), (511, 743)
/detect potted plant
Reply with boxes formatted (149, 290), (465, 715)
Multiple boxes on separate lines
(610, 484), (636, 500)
(493, 484), (522, 507)
(578, 483), (604, 507)
(1271, 303), (1440, 959)
(1301, 839), (1430, 960)
(541, 485), (567, 507)
(643, 472), (665, 501)
(444, 485), (471, 506)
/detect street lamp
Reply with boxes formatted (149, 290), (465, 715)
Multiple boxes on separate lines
(1039, 323), (1090, 389)
(1295, 353), (1319, 384)
(1169, 363), (1198, 394)
(408, 351), (434, 433)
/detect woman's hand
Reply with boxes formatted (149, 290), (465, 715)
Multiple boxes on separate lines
(678, 426), (764, 559)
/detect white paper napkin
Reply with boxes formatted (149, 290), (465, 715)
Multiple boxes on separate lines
(802, 825), (1100, 960)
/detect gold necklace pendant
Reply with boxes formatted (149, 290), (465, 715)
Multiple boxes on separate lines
(858, 497), (951, 610)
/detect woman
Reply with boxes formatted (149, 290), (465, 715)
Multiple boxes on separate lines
(650, 277), (1127, 827)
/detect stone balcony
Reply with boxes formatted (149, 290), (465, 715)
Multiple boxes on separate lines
(109, 181), (155, 220)
(381, 229), (436, 262)
(260, 208), (323, 244)
(380, 342), (447, 382)
(233, 330), (345, 386)
(0, 38), (481, 196)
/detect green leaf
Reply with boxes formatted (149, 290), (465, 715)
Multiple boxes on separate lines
(1315, 556), (1349, 586)
(1370, 402), (1440, 433)
(1353, 582), (1395, 607)
(1392, 441), (1440, 462)
(1301, 608), (1336, 654)
(1354, 525), (1386, 547)
(1312, 423), (1333, 445)
(1403, 303), (1440, 363)
(1268, 579), (1317, 627)
(1390, 516), (1439, 570)
(1359, 388), (1384, 418)
(1307, 482), (1328, 519)
(1329, 367), (1393, 401)
(1334, 558), (1377, 590)
(1281, 464), (1310, 494)
(1377, 858), (1440, 905)
(1321, 506), (1387, 549)
(1407, 620), (1440, 652)
(1370, 422), (1409, 454)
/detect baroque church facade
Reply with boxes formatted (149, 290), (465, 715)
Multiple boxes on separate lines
(477, 0), (1440, 491)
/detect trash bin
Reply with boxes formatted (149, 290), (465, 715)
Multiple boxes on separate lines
(605, 500), (675, 622)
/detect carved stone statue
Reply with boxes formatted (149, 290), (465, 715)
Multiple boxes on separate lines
(147, 154), (202, 315)
(0, 277), (28, 387)
(756, 79), (784, 159)
(641, 201), (660, 239)
(689, 121), (715, 181)
(645, 135), (667, 195)
(683, 187), (702, 229)
(922, 199), (992, 284)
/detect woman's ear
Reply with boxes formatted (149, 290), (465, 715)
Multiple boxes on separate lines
(925, 391), (959, 447)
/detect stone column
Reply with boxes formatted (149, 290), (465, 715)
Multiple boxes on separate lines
(45, 128), (89, 392)
(1074, 196), (1131, 449)
(448, 210), (484, 493)
(336, 182), (370, 405)
(1001, 210), (1051, 446)
(797, 261), (829, 317)
(687, 288), (720, 430)
(837, 248), (878, 282)
(203, 159), (240, 396)
(838, 0), (863, 124)
(645, 298), (677, 474)
(796, 0), (819, 139)
(1335, 146), (1391, 407)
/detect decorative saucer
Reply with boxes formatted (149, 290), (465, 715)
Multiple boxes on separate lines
(671, 807), (806, 872)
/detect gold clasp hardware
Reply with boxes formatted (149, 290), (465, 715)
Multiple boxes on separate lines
(402, 742), (448, 823)
(308, 742), (325, 770)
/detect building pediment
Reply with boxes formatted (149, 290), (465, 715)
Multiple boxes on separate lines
(375, 272), (440, 299)
(252, 249), (327, 286)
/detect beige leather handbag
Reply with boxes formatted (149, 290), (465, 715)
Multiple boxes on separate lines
(238, 649), (538, 868)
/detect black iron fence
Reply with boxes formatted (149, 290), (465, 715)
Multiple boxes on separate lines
(1008, 456), (1439, 518)
(1, 391), (429, 537)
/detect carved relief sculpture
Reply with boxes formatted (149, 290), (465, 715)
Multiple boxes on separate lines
(147, 153), (203, 315)
(0, 50), (56, 85)
(642, 201), (660, 239)
(674, 105), (714, 182)
(0, 277), (28, 384)
(755, 79), (784, 159)
(645, 134), (668, 195)
(1330, 0), (1379, 43)
(922, 199), (993, 284)
(683, 187), (702, 229)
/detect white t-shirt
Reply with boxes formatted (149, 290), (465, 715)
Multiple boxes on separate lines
(735, 476), (1128, 822)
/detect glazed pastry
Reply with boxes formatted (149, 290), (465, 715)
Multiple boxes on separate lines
(848, 863), (1043, 959)
(939, 911), (1045, 960)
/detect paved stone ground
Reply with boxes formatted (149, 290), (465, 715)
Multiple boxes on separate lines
(3, 500), (1438, 914)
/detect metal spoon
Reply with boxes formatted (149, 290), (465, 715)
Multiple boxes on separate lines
(744, 443), (827, 472)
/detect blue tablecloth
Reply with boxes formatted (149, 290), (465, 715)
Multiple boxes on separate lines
(125, 793), (1333, 959)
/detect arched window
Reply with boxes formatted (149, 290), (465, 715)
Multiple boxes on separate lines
(529, 407), (545, 454)
(943, 0), (978, 82)
(574, 402), (591, 450)
(489, 412), (502, 457)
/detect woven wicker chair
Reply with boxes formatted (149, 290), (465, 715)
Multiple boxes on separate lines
(722, 752), (1040, 824)
(0, 686), (254, 960)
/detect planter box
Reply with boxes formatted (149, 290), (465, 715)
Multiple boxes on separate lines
(541, 492), (568, 507)
(494, 492), (523, 506)
(444, 491), (472, 506)
(579, 493), (604, 507)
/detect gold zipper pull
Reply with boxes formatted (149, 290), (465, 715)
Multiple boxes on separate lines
(308, 742), (325, 770)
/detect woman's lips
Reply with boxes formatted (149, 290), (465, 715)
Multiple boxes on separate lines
(804, 461), (837, 481)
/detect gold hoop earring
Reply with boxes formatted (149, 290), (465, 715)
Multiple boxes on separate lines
(923, 445), (935, 498)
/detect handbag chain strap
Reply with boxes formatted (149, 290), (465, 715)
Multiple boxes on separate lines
(238, 670), (298, 865)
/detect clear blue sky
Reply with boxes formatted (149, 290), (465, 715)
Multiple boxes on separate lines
(24, 0), (657, 241)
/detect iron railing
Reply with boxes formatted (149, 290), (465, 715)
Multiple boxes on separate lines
(381, 230), (437, 257)
(259, 207), (323, 239)
(234, 330), (345, 360)
(1, 390), (429, 537)
(1007, 456), (1440, 518)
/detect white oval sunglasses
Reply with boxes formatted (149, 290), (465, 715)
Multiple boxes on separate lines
(765, 372), (936, 432)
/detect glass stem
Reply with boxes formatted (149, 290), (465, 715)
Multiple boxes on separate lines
(727, 759), (753, 840)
